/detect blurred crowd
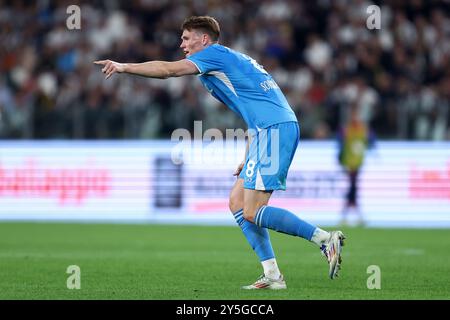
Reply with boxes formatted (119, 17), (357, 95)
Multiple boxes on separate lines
(0, 0), (449, 140)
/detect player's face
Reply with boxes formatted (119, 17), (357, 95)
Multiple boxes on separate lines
(180, 29), (205, 57)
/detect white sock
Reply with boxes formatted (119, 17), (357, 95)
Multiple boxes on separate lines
(261, 258), (281, 280)
(310, 228), (330, 247)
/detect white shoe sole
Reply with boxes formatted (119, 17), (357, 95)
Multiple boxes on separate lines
(241, 282), (287, 290)
(329, 231), (345, 279)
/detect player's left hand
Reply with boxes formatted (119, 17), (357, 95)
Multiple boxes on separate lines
(233, 161), (245, 176)
(94, 60), (126, 79)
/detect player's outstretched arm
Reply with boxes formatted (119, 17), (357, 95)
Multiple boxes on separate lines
(93, 59), (199, 80)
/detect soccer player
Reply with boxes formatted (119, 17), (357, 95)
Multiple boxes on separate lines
(94, 16), (345, 289)
(337, 105), (375, 226)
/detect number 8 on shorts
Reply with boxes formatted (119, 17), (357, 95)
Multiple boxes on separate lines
(246, 160), (256, 177)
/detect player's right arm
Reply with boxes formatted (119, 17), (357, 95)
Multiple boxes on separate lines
(93, 59), (199, 80)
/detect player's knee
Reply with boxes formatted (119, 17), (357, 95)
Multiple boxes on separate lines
(228, 194), (242, 214)
(242, 206), (257, 223)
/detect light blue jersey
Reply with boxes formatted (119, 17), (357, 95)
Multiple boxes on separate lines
(187, 44), (298, 130)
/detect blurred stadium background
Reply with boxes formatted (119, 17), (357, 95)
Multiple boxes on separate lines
(0, 0), (450, 300)
(0, 0), (449, 140)
(1, 0), (449, 226)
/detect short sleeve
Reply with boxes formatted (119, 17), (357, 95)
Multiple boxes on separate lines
(187, 45), (223, 74)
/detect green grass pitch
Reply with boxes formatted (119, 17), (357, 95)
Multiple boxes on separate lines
(0, 222), (449, 300)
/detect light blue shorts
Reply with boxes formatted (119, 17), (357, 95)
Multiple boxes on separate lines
(239, 121), (300, 191)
